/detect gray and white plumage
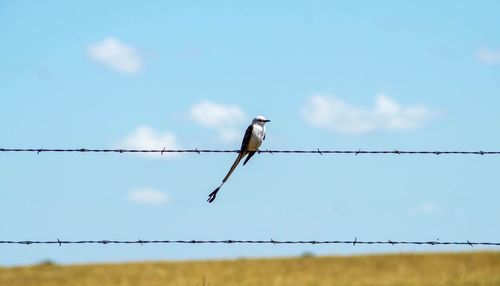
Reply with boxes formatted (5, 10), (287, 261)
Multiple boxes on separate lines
(207, 115), (270, 203)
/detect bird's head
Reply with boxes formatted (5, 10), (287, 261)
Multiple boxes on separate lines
(252, 115), (271, 126)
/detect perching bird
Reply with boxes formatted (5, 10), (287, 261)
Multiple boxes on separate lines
(207, 115), (270, 203)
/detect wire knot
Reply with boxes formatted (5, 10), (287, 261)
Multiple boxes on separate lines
(317, 148), (323, 155)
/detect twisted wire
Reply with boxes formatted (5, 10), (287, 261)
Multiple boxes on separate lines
(1, 148), (499, 155)
(0, 239), (497, 247)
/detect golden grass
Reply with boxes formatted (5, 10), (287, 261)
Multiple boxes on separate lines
(1, 252), (499, 286)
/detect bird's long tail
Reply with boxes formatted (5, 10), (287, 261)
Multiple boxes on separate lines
(207, 152), (246, 203)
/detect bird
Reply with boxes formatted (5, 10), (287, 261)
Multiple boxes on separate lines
(207, 115), (270, 203)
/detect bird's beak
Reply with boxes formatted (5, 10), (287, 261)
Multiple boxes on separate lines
(263, 119), (271, 122)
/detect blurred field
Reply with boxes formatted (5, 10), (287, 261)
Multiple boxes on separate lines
(1, 252), (499, 286)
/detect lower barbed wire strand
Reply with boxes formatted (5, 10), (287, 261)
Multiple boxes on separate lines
(0, 239), (498, 246)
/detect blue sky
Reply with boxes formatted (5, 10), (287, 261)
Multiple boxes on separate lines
(1, 1), (499, 266)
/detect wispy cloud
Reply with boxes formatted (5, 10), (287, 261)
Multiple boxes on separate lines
(409, 202), (439, 215)
(87, 38), (143, 74)
(189, 101), (247, 143)
(118, 126), (180, 158)
(301, 94), (433, 134)
(127, 189), (169, 206)
(476, 47), (500, 65)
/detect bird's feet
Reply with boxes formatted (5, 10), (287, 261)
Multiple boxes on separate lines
(207, 187), (220, 203)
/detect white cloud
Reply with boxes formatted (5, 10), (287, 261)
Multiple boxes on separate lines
(476, 47), (500, 65)
(127, 189), (169, 206)
(87, 38), (143, 74)
(301, 94), (433, 134)
(189, 101), (247, 143)
(119, 126), (180, 158)
(409, 202), (439, 215)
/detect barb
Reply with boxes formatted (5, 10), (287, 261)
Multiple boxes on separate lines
(0, 239), (499, 246)
(1, 148), (500, 155)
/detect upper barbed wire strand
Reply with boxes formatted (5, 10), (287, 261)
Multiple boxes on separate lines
(1, 148), (499, 155)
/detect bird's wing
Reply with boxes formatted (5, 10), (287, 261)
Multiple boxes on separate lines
(242, 151), (256, 166)
(240, 124), (253, 151)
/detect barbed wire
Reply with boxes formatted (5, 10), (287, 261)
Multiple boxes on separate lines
(1, 148), (500, 155)
(0, 239), (498, 247)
